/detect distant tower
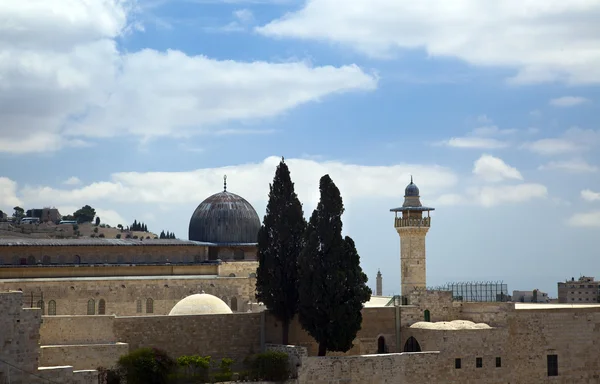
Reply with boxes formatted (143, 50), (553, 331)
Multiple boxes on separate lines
(376, 270), (383, 296)
(390, 177), (435, 296)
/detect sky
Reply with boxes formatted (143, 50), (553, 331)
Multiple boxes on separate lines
(1, 0), (600, 297)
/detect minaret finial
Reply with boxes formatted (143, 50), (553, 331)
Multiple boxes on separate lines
(223, 175), (227, 192)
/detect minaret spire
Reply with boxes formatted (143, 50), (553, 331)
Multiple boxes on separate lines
(223, 175), (227, 192)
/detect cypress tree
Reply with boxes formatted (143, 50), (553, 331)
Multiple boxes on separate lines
(298, 174), (371, 356)
(256, 158), (306, 345)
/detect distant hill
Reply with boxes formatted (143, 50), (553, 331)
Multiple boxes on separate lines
(0, 221), (160, 240)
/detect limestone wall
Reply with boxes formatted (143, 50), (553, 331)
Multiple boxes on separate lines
(40, 315), (117, 345)
(460, 302), (514, 327)
(298, 352), (442, 384)
(265, 308), (397, 356)
(40, 343), (129, 370)
(218, 260), (259, 277)
(508, 308), (600, 382)
(2, 274), (257, 316)
(0, 292), (41, 378)
(113, 312), (262, 364)
(0, 243), (209, 265)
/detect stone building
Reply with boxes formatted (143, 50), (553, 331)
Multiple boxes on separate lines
(0, 182), (262, 316)
(5, 176), (600, 383)
(557, 276), (600, 303)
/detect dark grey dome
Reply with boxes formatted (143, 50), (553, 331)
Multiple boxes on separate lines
(405, 179), (420, 197)
(188, 191), (261, 244)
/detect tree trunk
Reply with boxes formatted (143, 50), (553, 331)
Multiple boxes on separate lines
(318, 342), (327, 356)
(282, 318), (290, 345)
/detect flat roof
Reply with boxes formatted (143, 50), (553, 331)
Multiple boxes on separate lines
(0, 275), (221, 283)
(0, 238), (257, 247)
(515, 303), (600, 310)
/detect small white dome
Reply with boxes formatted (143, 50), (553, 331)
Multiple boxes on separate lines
(169, 293), (233, 316)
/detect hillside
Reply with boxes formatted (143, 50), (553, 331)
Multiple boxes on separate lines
(0, 222), (159, 240)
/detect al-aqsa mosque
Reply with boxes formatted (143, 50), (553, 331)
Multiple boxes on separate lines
(0, 177), (263, 315)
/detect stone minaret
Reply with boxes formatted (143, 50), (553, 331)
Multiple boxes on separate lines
(376, 270), (383, 296)
(390, 177), (435, 296)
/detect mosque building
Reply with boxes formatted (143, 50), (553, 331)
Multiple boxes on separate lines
(0, 177), (263, 315)
(2, 176), (600, 383)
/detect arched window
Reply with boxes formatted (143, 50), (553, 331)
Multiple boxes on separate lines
(403, 336), (422, 353)
(27, 256), (36, 265)
(87, 299), (95, 315)
(229, 273), (236, 277)
(136, 299), (142, 313)
(231, 297), (238, 312)
(98, 299), (106, 315)
(74, 255), (81, 264)
(377, 336), (387, 354)
(48, 300), (56, 316)
(249, 273), (256, 278)
(42, 255), (51, 265)
(424, 309), (431, 322)
(146, 298), (154, 314)
(36, 300), (45, 314)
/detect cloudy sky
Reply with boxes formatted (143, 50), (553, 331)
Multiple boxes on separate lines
(1, 0), (600, 296)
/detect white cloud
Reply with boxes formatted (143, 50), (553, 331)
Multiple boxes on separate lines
(441, 137), (509, 150)
(529, 110), (542, 118)
(549, 96), (590, 107)
(63, 177), (82, 186)
(467, 184), (548, 207)
(0, 0), (377, 153)
(523, 127), (600, 156)
(0, 177), (23, 209)
(471, 126), (517, 136)
(473, 154), (523, 183)
(258, 0), (600, 84)
(539, 159), (598, 173)
(567, 211), (600, 228)
(17, 157), (459, 210)
(582, 189), (600, 202)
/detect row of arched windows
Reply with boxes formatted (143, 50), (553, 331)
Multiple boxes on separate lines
(5, 255), (82, 265)
(87, 299), (106, 315)
(136, 298), (154, 314)
(36, 300), (57, 315)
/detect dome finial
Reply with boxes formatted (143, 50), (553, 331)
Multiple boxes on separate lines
(410, 175), (413, 184)
(223, 175), (227, 192)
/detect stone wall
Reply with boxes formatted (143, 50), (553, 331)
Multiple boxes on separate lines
(0, 291), (99, 384)
(0, 291), (41, 379)
(265, 308), (398, 356)
(2, 273), (257, 316)
(41, 315), (117, 345)
(508, 307), (600, 382)
(40, 343), (130, 370)
(0, 243), (209, 265)
(113, 312), (263, 364)
(298, 352), (443, 384)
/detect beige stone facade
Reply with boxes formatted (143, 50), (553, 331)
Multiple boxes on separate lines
(0, 291), (98, 384)
(396, 225), (429, 294)
(557, 276), (600, 303)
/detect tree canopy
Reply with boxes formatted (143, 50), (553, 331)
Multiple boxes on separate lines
(73, 205), (96, 223)
(297, 174), (371, 356)
(255, 158), (307, 344)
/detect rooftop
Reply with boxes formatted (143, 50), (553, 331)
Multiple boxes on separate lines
(0, 238), (257, 247)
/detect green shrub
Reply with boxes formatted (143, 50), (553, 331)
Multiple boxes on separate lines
(99, 233), (105, 238)
(176, 355), (211, 381)
(117, 347), (175, 384)
(245, 351), (289, 381)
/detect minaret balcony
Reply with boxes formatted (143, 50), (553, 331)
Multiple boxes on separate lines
(394, 217), (431, 228)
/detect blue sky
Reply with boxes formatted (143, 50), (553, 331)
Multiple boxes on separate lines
(1, 0), (600, 297)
